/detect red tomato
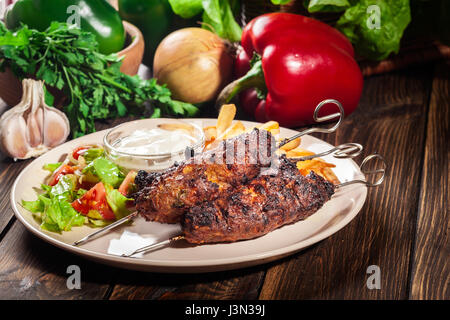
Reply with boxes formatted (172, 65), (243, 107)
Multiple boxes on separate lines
(118, 171), (137, 196)
(49, 164), (75, 186)
(72, 146), (90, 160)
(71, 182), (116, 220)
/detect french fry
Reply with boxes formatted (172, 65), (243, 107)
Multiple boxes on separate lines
(216, 104), (236, 136)
(296, 158), (339, 184)
(219, 121), (246, 140)
(203, 110), (340, 184)
(320, 167), (340, 185)
(203, 126), (217, 141)
(258, 121), (280, 135)
(158, 123), (195, 136)
(279, 137), (301, 151)
(286, 148), (315, 158)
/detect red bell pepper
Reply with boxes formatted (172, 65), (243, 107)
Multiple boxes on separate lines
(216, 13), (363, 127)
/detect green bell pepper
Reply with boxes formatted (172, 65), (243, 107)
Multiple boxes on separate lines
(5, 0), (125, 54)
(118, 0), (196, 66)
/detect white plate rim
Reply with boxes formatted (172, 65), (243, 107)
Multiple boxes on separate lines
(10, 118), (367, 273)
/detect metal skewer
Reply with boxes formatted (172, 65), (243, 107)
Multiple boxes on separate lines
(73, 212), (138, 246)
(336, 153), (387, 188)
(289, 143), (363, 162)
(118, 153), (388, 258)
(278, 99), (345, 148)
(121, 235), (185, 258)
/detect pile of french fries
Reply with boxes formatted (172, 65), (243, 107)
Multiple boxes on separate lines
(206, 104), (340, 185)
(158, 104), (340, 184)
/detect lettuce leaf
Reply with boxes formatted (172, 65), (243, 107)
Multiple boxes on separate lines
(305, 0), (350, 12)
(83, 157), (124, 188)
(38, 196), (85, 232)
(104, 184), (132, 220)
(271, 0), (292, 4)
(168, 0), (242, 42)
(43, 162), (62, 173)
(83, 148), (104, 163)
(168, 0), (203, 18)
(202, 0), (242, 42)
(22, 175), (84, 232)
(336, 0), (411, 60)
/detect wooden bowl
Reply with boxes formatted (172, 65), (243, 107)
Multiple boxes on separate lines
(118, 21), (145, 76)
(0, 21), (145, 107)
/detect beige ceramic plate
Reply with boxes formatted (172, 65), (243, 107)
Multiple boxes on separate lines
(11, 119), (367, 273)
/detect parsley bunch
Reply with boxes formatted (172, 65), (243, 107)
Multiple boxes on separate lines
(0, 22), (199, 137)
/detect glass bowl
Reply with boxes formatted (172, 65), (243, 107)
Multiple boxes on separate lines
(103, 119), (205, 172)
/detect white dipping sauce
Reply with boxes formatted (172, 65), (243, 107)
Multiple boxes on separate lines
(112, 128), (197, 155)
(107, 127), (202, 172)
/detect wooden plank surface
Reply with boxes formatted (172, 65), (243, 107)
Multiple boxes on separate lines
(0, 62), (448, 300)
(409, 62), (449, 300)
(0, 221), (116, 299)
(108, 267), (266, 300)
(0, 158), (29, 234)
(258, 65), (433, 299)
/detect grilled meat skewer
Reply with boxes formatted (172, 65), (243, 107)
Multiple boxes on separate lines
(134, 129), (335, 244)
(182, 155), (334, 244)
(135, 129), (276, 223)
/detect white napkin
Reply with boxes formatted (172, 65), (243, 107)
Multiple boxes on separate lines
(107, 230), (158, 258)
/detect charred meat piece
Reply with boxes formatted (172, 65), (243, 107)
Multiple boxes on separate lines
(135, 129), (276, 223)
(182, 156), (335, 244)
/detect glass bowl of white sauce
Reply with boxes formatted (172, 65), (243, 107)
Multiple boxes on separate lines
(103, 119), (205, 172)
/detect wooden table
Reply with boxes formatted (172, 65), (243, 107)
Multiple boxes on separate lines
(0, 61), (448, 300)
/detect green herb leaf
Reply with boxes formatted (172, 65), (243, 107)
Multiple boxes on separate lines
(0, 21), (199, 137)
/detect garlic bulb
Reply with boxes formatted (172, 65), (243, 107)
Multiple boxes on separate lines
(0, 79), (70, 160)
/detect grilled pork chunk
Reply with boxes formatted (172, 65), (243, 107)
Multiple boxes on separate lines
(134, 129), (334, 243)
(134, 129), (276, 223)
(182, 156), (334, 244)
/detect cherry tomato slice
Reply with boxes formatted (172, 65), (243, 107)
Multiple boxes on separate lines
(49, 164), (75, 186)
(72, 146), (90, 160)
(71, 182), (116, 220)
(118, 171), (137, 196)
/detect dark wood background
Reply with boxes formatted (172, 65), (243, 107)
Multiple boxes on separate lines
(0, 60), (448, 300)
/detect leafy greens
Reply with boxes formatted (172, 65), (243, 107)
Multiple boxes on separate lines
(0, 22), (199, 137)
(302, 0), (412, 60)
(22, 175), (85, 232)
(168, 0), (242, 42)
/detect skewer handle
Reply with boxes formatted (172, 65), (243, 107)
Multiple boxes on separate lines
(337, 154), (387, 188)
(290, 143), (363, 161)
(279, 99), (345, 148)
(73, 212), (138, 246)
(121, 235), (185, 258)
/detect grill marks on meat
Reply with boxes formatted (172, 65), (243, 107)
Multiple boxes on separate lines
(134, 129), (276, 223)
(134, 129), (335, 243)
(182, 156), (335, 244)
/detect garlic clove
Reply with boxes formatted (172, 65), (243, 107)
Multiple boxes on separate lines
(43, 107), (71, 147)
(0, 113), (31, 159)
(0, 79), (71, 160)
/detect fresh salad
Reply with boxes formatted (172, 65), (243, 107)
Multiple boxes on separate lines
(22, 145), (137, 233)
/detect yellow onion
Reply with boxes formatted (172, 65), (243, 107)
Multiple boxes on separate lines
(153, 28), (233, 104)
